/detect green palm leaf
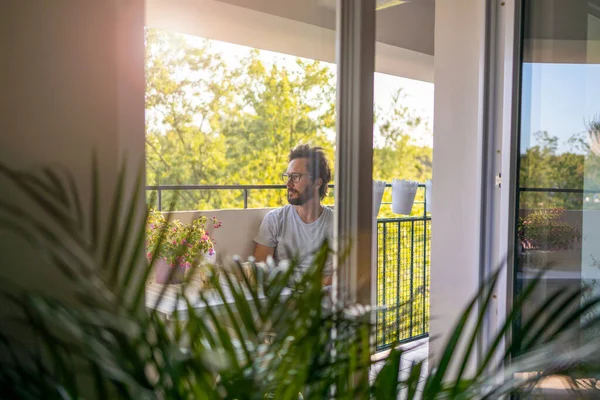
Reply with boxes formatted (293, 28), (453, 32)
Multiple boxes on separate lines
(1, 161), (600, 399)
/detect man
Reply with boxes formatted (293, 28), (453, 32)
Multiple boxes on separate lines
(254, 144), (333, 283)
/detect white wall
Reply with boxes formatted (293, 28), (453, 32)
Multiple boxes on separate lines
(0, 0), (146, 296)
(430, 0), (487, 367)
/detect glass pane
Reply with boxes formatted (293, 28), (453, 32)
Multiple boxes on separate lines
(144, 24), (337, 211)
(514, 0), (600, 354)
(373, 1), (434, 351)
(143, 2), (339, 282)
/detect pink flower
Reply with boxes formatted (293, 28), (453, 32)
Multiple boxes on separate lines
(208, 248), (215, 256)
(146, 252), (152, 259)
(172, 240), (177, 245)
(201, 235), (209, 242)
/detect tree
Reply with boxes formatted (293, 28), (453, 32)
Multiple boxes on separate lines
(373, 90), (433, 218)
(145, 28), (336, 210)
(217, 53), (336, 208)
(145, 28), (433, 213)
(145, 28), (252, 209)
(519, 131), (586, 210)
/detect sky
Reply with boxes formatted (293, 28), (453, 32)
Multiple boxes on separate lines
(521, 62), (600, 155)
(183, 34), (435, 148)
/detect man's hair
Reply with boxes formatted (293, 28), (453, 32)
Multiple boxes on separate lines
(288, 144), (332, 199)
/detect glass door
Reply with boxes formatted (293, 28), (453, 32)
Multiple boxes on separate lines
(513, 0), (600, 353)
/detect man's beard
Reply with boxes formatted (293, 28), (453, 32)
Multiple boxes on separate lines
(287, 186), (314, 206)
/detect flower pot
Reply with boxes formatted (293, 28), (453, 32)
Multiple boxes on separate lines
(522, 248), (581, 271)
(155, 259), (186, 284)
(373, 180), (386, 218)
(391, 179), (418, 215)
(425, 180), (432, 213)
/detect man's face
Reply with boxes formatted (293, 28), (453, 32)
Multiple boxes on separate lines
(286, 158), (317, 206)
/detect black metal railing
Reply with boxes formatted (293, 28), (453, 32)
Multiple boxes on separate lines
(376, 216), (430, 350)
(146, 184), (296, 211)
(145, 183), (430, 348)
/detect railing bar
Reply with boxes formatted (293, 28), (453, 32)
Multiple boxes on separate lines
(376, 333), (430, 352)
(146, 184), (289, 191)
(243, 189), (248, 209)
(519, 187), (600, 194)
(423, 185), (427, 219)
(396, 220), (401, 343)
(146, 183), (428, 191)
(377, 217), (431, 223)
(410, 219), (415, 338)
(157, 189), (162, 212)
(382, 221), (387, 346)
(422, 186), (427, 334)
(423, 219), (427, 335)
(381, 201), (427, 205)
(376, 222), (379, 347)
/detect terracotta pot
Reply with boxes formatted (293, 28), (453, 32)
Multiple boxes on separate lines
(155, 259), (186, 284)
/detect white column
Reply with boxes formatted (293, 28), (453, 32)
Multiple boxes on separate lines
(430, 0), (490, 368)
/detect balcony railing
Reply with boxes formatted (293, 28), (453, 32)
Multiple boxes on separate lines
(377, 216), (430, 349)
(146, 183), (430, 349)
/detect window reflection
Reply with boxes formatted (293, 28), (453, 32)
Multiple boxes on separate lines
(514, 0), (600, 356)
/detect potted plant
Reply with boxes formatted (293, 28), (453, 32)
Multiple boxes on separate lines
(517, 208), (581, 270)
(586, 115), (600, 156)
(517, 208), (580, 251)
(146, 209), (221, 284)
(3, 163), (600, 398)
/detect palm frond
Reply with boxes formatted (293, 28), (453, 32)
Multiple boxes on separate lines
(1, 161), (600, 399)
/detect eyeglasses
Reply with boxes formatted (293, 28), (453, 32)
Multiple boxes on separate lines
(282, 173), (312, 183)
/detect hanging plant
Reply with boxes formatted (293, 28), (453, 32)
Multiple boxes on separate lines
(585, 115), (600, 156)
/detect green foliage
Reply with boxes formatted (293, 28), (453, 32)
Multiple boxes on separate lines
(519, 130), (600, 211)
(145, 28), (336, 211)
(146, 209), (220, 267)
(144, 28), (432, 212)
(2, 162), (600, 399)
(585, 114), (600, 133)
(517, 208), (581, 251)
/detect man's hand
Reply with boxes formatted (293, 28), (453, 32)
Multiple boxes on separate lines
(254, 243), (275, 263)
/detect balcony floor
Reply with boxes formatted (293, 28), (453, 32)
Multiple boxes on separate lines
(370, 338), (429, 398)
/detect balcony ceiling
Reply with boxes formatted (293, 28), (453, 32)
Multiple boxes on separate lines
(215, 0), (435, 56)
(146, 0), (435, 81)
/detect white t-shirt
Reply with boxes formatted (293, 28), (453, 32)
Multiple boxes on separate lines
(254, 204), (333, 274)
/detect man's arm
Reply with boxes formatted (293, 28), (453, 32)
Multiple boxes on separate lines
(254, 212), (277, 262)
(254, 243), (274, 263)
